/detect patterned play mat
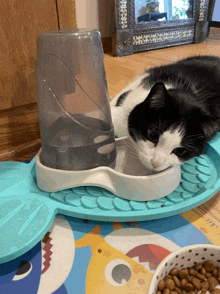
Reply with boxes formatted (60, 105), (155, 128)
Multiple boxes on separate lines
(0, 210), (220, 294)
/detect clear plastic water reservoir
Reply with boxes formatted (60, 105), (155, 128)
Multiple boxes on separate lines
(36, 28), (116, 171)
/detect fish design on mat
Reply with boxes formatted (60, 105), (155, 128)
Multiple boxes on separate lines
(73, 222), (181, 293)
(75, 225), (154, 293)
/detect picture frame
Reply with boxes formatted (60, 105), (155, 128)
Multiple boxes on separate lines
(112, 0), (211, 56)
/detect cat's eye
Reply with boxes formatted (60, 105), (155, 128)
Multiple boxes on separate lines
(105, 259), (132, 287)
(172, 147), (187, 157)
(147, 131), (159, 143)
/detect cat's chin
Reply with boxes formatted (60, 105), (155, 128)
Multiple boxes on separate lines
(153, 164), (171, 172)
(149, 164), (170, 173)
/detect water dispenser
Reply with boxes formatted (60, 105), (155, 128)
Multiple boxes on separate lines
(36, 28), (116, 171)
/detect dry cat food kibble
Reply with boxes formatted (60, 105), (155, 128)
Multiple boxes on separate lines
(156, 261), (220, 294)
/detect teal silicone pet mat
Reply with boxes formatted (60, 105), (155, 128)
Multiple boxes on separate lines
(0, 133), (220, 264)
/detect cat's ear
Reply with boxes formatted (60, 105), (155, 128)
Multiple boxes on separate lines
(145, 82), (168, 108)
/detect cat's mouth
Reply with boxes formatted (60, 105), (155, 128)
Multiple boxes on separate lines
(152, 164), (171, 172)
(139, 157), (171, 173)
(126, 244), (171, 272)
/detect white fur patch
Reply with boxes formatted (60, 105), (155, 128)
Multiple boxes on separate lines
(111, 86), (151, 137)
(111, 74), (151, 137)
(135, 126), (184, 171)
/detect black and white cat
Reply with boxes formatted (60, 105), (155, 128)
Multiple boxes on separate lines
(110, 55), (220, 172)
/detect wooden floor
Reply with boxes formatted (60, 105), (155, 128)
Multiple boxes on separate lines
(0, 28), (220, 227)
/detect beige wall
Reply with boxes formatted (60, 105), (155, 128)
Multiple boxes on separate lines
(75, 0), (115, 37)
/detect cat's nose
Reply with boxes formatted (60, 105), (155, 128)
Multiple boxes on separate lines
(151, 159), (164, 169)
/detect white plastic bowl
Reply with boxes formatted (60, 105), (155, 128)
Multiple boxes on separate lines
(36, 137), (181, 201)
(148, 244), (220, 294)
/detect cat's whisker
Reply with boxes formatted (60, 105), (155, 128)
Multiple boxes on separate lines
(120, 139), (141, 156)
(116, 136), (145, 160)
(138, 151), (151, 162)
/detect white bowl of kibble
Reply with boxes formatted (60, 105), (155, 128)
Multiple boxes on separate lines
(148, 244), (220, 294)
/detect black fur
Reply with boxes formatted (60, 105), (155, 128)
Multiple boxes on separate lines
(116, 91), (131, 106)
(128, 56), (220, 162)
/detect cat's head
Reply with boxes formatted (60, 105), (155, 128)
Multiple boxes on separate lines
(128, 82), (219, 171)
